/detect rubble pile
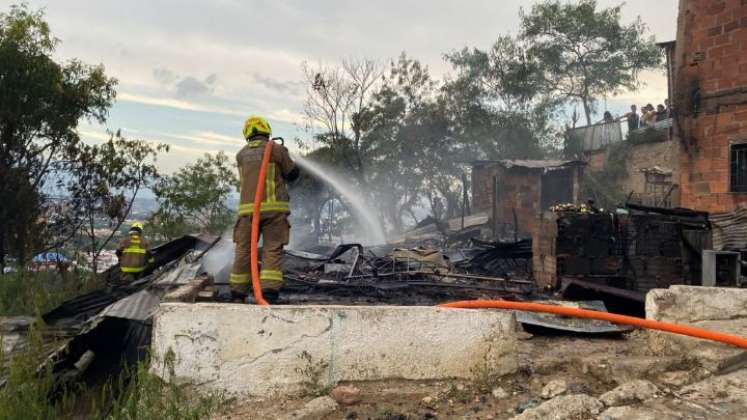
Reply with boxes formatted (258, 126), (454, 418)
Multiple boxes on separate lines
(277, 240), (535, 306)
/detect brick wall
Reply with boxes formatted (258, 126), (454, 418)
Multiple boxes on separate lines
(472, 163), (583, 239)
(472, 163), (543, 239)
(584, 140), (680, 206)
(471, 164), (497, 214)
(675, 0), (747, 213)
(471, 164), (544, 238)
(500, 168), (543, 237)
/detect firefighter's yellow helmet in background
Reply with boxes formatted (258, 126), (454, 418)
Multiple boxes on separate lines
(130, 222), (144, 233)
(243, 115), (272, 139)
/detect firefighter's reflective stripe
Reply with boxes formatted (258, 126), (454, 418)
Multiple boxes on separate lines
(247, 140), (264, 148)
(120, 234), (149, 274)
(238, 201), (290, 215)
(229, 272), (250, 285)
(266, 163), (277, 202)
(238, 161), (289, 215)
(260, 269), (283, 282)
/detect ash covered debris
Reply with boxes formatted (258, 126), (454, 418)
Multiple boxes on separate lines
(274, 239), (535, 306)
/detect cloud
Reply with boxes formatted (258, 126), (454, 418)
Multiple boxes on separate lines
(117, 92), (306, 127)
(153, 67), (179, 85)
(117, 92), (244, 116)
(157, 131), (241, 147)
(175, 76), (214, 98)
(35, 0), (676, 171)
(252, 73), (304, 96)
(267, 109), (307, 126)
(78, 128), (112, 142)
(152, 69), (219, 98)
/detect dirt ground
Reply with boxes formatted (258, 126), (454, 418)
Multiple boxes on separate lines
(215, 330), (747, 420)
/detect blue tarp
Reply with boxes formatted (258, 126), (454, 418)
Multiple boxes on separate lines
(32, 252), (69, 263)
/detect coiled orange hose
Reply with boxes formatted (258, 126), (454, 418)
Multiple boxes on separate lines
(249, 141), (274, 306)
(439, 299), (747, 349)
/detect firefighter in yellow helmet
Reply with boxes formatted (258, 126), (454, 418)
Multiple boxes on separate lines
(230, 116), (299, 303)
(116, 222), (154, 284)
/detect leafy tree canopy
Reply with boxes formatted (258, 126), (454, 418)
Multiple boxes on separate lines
(0, 4), (117, 265)
(520, 0), (661, 125)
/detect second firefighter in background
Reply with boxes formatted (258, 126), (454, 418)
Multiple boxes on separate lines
(116, 222), (154, 283)
(230, 115), (299, 303)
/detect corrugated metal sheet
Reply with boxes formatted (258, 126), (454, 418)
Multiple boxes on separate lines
(98, 290), (161, 322)
(711, 206), (747, 250)
(154, 261), (203, 286)
(514, 300), (632, 333)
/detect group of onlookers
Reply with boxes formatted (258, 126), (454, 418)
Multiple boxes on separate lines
(600, 100), (672, 131)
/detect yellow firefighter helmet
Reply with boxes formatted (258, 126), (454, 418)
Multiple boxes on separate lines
(243, 115), (272, 139)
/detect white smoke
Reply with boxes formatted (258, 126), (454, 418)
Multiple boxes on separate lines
(292, 154), (387, 245)
(200, 231), (235, 284)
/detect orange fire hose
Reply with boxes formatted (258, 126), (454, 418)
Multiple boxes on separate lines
(439, 299), (747, 349)
(249, 141), (274, 306)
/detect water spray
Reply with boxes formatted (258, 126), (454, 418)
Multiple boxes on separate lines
(292, 154), (387, 245)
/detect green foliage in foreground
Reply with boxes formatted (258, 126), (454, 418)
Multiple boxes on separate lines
(0, 270), (100, 316)
(0, 269), (223, 419)
(0, 322), (67, 420)
(0, 324), (223, 419)
(104, 354), (223, 420)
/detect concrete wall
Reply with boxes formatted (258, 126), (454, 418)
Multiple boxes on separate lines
(152, 303), (519, 397)
(646, 285), (747, 369)
(675, 0), (747, 213)
(585, 139), (681, 207)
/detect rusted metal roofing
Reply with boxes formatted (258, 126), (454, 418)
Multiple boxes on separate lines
(711, 205), (747, 250)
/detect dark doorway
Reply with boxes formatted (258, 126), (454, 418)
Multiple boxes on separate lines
(541, 168), (575, 210)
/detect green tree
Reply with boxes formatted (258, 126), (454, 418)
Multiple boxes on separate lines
(520, 0), (662, 126)
(364, 54), (450, 229)
(150, 152), (238, 243)
(0, 4), (116, 268)
(444, 35), (558, 160)
(68, 134), (167, 273)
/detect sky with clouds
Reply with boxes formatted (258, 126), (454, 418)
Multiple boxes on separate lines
(5, 0), (678, 172)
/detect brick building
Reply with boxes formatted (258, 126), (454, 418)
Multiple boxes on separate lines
(675, 0), (747, 213)
(471, 160), (585, 239)
(584, 131), (681, 207)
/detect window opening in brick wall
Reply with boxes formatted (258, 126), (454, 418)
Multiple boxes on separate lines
(730, 144), (747, 192)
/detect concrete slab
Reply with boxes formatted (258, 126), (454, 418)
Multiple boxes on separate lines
(646, 285), (747, 370)
(152, 303), (518, 397)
